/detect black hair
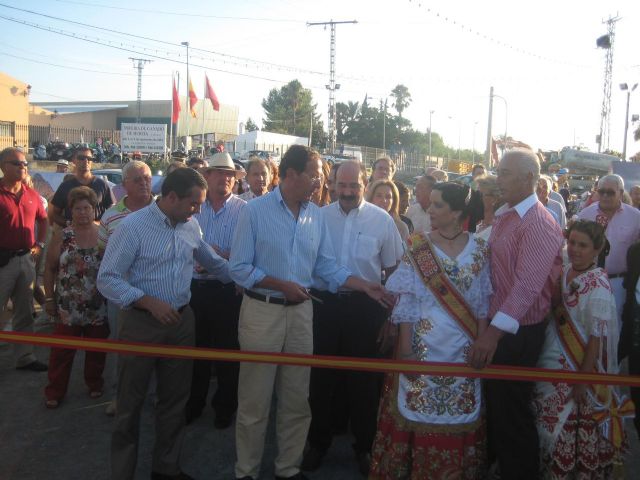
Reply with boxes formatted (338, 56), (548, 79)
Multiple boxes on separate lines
(432, 182), (471, 220)
(279, 145), (320, 179)
(161, 167), (207, 198)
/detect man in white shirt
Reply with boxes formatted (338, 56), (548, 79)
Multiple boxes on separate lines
(406, 174), (436, 233)
(303, 161), (404, 476)
(239, 157), (270, 201)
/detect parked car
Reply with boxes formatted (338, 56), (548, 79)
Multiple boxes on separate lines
(92, 168), (123, 185)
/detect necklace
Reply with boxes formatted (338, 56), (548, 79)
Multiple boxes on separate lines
(438, 229), (464, 241)
(572, 262), (594, 273)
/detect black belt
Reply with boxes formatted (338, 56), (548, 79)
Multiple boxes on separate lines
(608, 272), (626, 280)
(1, 248), (30, 257)
(245, 290), (303, 306)
(133, 304), (188, 314)
(191, 279), (233, 289)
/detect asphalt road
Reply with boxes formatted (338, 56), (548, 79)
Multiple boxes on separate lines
(0, 320), (638, 480)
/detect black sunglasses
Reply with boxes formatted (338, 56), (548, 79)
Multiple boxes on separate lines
(75, 155), (93, 161)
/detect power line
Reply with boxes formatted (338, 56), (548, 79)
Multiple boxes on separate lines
(50, 0), (304, 22)
(0, 3), (334, 77)
(406, 0), (591, 69)
(0, 50), (168, 76)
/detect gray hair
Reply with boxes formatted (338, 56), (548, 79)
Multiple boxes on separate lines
(502, 149), (540, 189)
(122, 160), (151, 181)
(0, 147), (25, 163)
(538, 174), (553, 192)
(475, 174), (499, 195)
(598, 174), (624, 191)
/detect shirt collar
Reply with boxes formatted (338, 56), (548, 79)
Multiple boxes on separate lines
(596, 201), (623, 215)
(274, 185), (309, 213)
(495, 192), (538, 218)
(150, 200), (174, 227)
(338, 199), (366, 216)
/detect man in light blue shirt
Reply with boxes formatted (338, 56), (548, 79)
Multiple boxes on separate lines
(98, 168), (228, 480)
(229, 145), (392, 480)
(185, 152), (247, 428)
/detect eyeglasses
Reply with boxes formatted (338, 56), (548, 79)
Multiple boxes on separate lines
(597, 189), (618, 197)
(5, 160), (28, 167)
(303, 172), (323, 184)
(75, 155), (93, 161)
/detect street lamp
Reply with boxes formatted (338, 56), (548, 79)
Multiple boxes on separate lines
(620, 82), (638, 160)
(181, 41), (190, 144)
(367, 96), (388, 150)
(448, 115), (461, 161)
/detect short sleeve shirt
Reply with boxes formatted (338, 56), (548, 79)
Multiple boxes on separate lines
(0, 182), (47, 250)
(51, 176), (115, 221)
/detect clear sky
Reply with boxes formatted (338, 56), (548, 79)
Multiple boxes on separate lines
(1, 0), (639, 155)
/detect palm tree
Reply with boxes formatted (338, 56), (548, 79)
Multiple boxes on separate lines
(390, 84), (412, 118)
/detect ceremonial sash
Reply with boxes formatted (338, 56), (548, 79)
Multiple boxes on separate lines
(405, 233), (478, 340)
(554, 298), (634, 449)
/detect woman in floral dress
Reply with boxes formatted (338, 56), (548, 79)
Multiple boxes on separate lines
(533, 220), (630, 479)
(370, 182), (492, 480)
(43, 186), (109, 408)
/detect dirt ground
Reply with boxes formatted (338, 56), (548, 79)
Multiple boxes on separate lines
(0, 316), (638, 480)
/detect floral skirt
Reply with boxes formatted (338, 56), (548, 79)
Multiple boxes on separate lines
(369, 373), (486, 480)
(534, 382), (627, 480)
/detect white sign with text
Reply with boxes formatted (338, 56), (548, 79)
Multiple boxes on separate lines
(121, 123), (167, 153)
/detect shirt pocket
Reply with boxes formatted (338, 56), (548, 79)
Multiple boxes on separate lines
(354, 234), (379, 262)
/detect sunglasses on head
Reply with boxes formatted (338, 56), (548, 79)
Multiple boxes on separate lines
(5, 160), (28, 167)
(597, 189), (617, 197)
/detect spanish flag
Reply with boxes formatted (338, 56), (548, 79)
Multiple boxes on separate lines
(188, 79), (198, 118)
(204, 74), (220, 112)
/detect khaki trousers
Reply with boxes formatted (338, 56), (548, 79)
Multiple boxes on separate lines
(0, 254), (37, 367)
(235, 295), (313, 479)
(111, 306), (195, 480)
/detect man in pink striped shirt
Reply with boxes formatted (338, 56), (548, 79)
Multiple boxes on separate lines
(469, 149), (563, 479)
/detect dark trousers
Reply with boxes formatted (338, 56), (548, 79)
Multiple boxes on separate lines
(112, 306), (195, 479)
(186, 279), (242, 417)
(45, 323), (109, 401)
(307, 290), (387, 454)
(485, 321), (546, 480)
(629, 303), (640, 436)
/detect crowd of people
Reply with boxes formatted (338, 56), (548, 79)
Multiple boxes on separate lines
(1, 143), (640, 480)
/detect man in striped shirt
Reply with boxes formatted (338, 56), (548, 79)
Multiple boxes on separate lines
(185, 153), (247, 428)
(98, 160), (155, 416)
(98, 168), (229, 480)
(469, 149), (563, 479)
(229, 145), (393, 480)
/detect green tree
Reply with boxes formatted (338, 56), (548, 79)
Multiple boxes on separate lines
(245, 117), (259, 132)
(390, 84), (412, 118)
(261, 79), (324, 145)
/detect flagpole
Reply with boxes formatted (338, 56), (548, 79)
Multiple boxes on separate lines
(201, 75), (206, 155)
(169, 72), (174, 158)
(181, 41), (190, 151)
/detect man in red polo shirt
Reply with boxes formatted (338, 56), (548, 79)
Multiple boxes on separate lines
(0, 147), (49, 371)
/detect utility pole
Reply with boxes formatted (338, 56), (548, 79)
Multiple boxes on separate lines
(596, 15), (620, 153)
(129, 57), (152, 123)
(307, 19), (357, 153)
(485, 86), (494, 167)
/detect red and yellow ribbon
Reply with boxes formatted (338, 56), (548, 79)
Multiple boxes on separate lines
(2, 331), (640, 387)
